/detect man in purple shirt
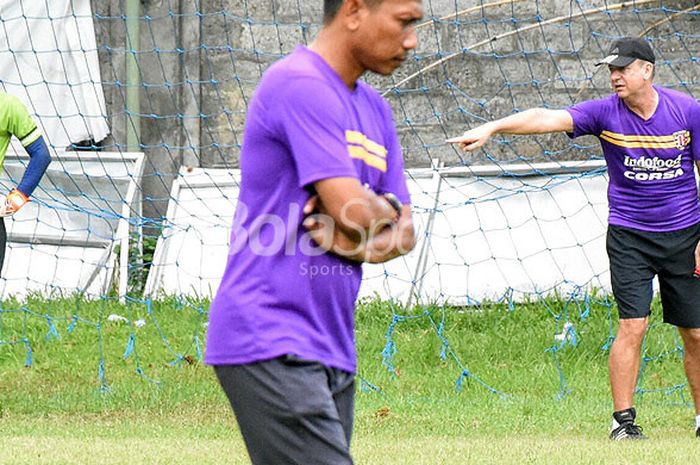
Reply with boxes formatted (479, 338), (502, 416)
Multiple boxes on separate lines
(449, 37), (700, 440)
(205, 0), (421, 463)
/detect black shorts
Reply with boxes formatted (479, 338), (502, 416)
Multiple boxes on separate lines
(607, 221), (700, 328)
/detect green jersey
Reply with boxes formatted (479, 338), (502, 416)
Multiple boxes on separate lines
(0, 91), (41, 169)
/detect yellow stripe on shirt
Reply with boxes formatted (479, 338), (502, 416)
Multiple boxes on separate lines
(348, 145), (387, 172)
(600, 130), (675, 143)
(600, 130), (678, 149)
(345, 130), (387, 159)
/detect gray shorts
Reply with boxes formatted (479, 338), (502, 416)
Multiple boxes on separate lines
(214, 355), (355, 465)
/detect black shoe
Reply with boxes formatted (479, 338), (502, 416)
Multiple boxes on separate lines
(696, 427), (700, 438)
(610, 422), (647, 440)
(609, 408), (647, 441)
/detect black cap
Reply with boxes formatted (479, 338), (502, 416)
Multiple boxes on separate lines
(595, 37), (655, 67)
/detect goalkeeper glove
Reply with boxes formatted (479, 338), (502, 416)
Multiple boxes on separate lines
(0, 188), (29, 217)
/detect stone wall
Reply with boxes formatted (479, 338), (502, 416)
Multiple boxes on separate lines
(93, 0), (700, 219)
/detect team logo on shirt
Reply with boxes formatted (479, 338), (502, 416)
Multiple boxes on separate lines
(623, 154), (682, 171)
(673, 130), (691, 150)
(623, 154), (684, 181)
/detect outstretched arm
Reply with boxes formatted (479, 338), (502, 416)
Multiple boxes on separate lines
(446, 108), (574, 152)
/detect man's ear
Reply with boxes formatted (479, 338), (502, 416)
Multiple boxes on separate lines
(341, 0), (365, 32)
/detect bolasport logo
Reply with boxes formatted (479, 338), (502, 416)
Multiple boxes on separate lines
(227, 199), (416, 259)
(623, 154), (685, 181)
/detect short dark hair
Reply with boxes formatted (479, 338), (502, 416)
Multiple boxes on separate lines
(323, 0), (344, 23)
(323, 0), (382, 24)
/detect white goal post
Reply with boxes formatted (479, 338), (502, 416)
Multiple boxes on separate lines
(0, 151), (144, 298)
(144, 160), (610, 305)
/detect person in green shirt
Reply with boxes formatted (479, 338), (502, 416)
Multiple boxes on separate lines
(0, 91), (51, 273)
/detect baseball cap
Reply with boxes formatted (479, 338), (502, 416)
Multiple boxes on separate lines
(595, 37), (656, 67)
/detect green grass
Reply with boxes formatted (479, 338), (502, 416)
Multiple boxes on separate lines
(0, 295), (697, 464)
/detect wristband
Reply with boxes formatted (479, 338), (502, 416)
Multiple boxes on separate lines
(383, 192), (403, 216)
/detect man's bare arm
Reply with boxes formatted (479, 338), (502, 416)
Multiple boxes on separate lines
(312, 177), (399, 241)
(446, 108), (574, 152)
(303, 197), (416, 263)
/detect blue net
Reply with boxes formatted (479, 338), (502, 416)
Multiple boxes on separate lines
(0, 0), (698, 400)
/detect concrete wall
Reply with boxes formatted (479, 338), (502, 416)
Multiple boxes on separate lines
(92, 0), (700, 220)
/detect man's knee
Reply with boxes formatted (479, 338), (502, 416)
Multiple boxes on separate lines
(616, 317), (648, 342)
(679, 327), (700, 351)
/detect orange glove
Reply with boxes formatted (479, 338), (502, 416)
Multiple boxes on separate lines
(0, 189), (29, 217)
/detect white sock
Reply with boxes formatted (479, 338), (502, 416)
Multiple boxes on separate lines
(695, 414), (700, 430)
(612, 417), (621, 431)
(611, 408), (635, 431)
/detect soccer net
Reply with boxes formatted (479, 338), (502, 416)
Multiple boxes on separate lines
(1, 0), (698, 397)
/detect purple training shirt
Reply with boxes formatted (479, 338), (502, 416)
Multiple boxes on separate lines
(567, 85), (700, 232)
(205, 46), (410, 373)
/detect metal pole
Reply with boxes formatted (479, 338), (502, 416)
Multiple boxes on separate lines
(126, 0), (141, 150)
(406, 159), (443, 309)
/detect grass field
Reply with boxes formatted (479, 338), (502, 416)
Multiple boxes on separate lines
(0, 295), (697, 464)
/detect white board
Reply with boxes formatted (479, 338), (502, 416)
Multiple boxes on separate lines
(0, 151), (144, 298)
(145, 161), (611, 305)
(0, 0), (109, 148)
(360, 162), (610, 305)
(144, 167), (240, 298)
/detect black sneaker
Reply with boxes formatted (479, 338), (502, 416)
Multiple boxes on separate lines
(696, 427), (700, 438)
(610, 422), (647, 440)
(609, 408), (647, 441)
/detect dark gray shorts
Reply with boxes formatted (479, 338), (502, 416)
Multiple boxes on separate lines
(607, 221), (700, 328)
(214, 355), (355, 465)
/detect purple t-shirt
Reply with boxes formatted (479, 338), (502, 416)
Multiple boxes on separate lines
(204, 46), (410, 373)
(567, 86), (700, 231)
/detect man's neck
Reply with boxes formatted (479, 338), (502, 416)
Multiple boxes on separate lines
(622, 85), (658, 121)
(308, 29), (363, 90)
